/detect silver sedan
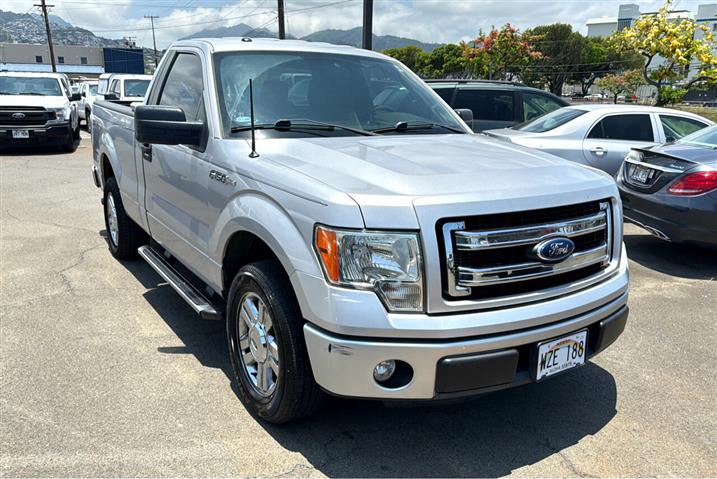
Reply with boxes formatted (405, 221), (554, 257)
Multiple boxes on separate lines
(485, 104), (714, 176)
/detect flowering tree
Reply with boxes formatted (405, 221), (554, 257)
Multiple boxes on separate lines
(461, 24), (542, 81)
(614, 0), (717, 104)
(597, 69), (645, 103)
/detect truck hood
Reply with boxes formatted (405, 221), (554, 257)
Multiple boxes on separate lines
(261, 134), (617, 228)
(0, 95), (69, 109)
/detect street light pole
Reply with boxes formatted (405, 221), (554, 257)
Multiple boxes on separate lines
(277, 0), (286, 40)
(144, 15), (160, 67)
(35, 0), (56, 72)
(362, 0), (373, 50)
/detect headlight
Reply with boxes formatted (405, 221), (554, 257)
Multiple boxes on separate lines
(625, 150), (643, 162)
(314, 226), (424, 312)
(48, 107), (68, 121)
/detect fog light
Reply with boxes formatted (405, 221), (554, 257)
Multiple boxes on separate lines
(373, 360), (396, 382)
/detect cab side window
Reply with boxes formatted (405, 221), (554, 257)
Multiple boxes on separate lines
(454, 89), (514, 121)
(522, 92), (564, 121)
(158, 53), (205, 122)
(587, 114), (654, 142)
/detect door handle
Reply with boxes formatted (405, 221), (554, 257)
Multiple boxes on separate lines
(590, 147), (607, 156)
(141, 143), (152, 162)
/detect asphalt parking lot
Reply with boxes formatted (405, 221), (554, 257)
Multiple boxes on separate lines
(1, 134), (716, 477)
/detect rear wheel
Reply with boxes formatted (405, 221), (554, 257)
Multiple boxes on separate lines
(103, 177), (146, 259)
(86, 110), (92, 133)
(226, 260), (325, 423)
(61, 125), (76, 152)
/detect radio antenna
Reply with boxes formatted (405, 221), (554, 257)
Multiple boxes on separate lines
(248, 78), (259, 158)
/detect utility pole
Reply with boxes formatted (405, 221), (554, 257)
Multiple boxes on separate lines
(35, 0), (56, 72)
(277, 0), (286, 40)
(144, 15), (159, 67)
(362, 0), (373, 50)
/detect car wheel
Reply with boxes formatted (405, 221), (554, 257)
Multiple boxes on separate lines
(103, 177), (146, 260)
(72, 121), (80, 140)
(227, 260), (325, 424)
(86, 110), (92, 133)
(61, 125), (76, 152)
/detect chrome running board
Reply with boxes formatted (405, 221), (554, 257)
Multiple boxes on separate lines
(138, 245), (224, 320)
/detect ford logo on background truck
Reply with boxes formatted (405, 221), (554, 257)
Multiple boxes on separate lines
(533, 237), (576, 263)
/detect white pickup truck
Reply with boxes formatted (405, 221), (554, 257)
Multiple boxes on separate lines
(1, 71), (81, 150)
(92, 38), (629, 423)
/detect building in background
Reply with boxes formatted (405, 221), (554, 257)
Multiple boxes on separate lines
(586, 3), (695, 37)
(0, 43), (145, 79)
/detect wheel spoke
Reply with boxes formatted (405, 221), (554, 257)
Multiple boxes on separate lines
(239, 334), (250, 351)
(257, 362), (269, 391)
(241, 300), (256, 327)
(268, 353), (279, 376)
(242, 350), (255, 366)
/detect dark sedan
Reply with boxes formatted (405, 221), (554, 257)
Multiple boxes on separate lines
(617, 125), (717, 247)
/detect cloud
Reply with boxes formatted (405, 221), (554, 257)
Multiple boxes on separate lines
(1, 0), (709, 48)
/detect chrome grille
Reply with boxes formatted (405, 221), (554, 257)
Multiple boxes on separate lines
(440, 200), (612, 301)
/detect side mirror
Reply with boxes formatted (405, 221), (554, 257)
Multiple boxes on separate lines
(70, 93), (81, 102)
(135, 105), (203, 146)
(81, 91), (86, 98)
(455, 108), (474, 124)
(104, 92), (118, 101)
(665, 136), (676, 143)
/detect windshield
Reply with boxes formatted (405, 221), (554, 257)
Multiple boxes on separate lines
(214, 51), (464, 137)
(0, 76), (63, 96)
(124, 79), (150, 98)
(515, 108), (586, 133)
(678, 124), (717, 148)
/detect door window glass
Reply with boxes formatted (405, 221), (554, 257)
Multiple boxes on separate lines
(432, 86), (455, 104)
(660, 115), (708, 140)
(159, 53), (205, 122)
(587, 114), (654, 142)
(453, 89), (514, 121)
(522, 92), (565, 121)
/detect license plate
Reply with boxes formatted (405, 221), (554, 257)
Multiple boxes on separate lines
(630, 165), (650, 184)
(12, 130), (29, 139)
(536, 330), (587, 381)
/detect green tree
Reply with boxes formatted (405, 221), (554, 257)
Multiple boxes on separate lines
(596, 69), (645, 103)
(571, 37), (644, 96)
(422, 44), (468, 78)
(382, 45), (429, 73)
(614, 0), (717, 105)
(527, 24), (587, 95)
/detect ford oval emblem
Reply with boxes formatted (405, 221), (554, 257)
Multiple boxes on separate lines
(12, 112), (26, 120)
(533, 237), (575, 263)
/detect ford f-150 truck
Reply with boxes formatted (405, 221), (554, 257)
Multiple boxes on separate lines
(92, 38), (629, 424)
(1, 71), (81, 150)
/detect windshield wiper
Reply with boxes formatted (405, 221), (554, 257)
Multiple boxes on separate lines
(230, 119), (377, 136)
(371, 121), (464, 134)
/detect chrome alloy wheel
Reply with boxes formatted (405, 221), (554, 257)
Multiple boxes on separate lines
(106, 193), (119, 247)
(237, 292), (279, 396)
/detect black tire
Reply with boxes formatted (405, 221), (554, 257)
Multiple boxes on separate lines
(72, 121), (80, 140)
(226, 260), (325, 424)
(86, 110), (92, 133)
(103, 177), (147, 259)
(61, 125), (76, 152)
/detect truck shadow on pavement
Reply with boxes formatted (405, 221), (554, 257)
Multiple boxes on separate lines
(122, 258), (618, 478)
(624, 233), (717, 280)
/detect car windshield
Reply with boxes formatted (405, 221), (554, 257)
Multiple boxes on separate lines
(89, 84), (98, 95)
(214, 51), (465, 137)
(124, 79), (150, 97)
(0, 76), (63, 96)
(678, 124), (717, 148)
(515, 108), (586, 133)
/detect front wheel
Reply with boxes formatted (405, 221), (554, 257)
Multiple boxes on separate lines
(103, 177), (146, 259)
(226, 260), (325, 423)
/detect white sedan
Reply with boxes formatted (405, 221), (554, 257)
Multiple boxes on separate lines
(485, 104), (713, 176)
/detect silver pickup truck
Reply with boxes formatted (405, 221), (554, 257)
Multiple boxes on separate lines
(92, 38), (629, 424)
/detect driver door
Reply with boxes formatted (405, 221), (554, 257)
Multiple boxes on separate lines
(141, 49), (213, 280)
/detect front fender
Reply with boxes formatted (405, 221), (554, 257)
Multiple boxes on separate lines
(211, 192), (324, 289)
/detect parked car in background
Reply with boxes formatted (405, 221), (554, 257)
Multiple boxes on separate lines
(104, 74), (152, 104)
(92, 38), (629, 423)
(426, 80), (569, 132)
(0, 71), (80, 151)
(77, 81), (99, 131)
(484, 105), (713, 176)
(618, 125), (717, 246)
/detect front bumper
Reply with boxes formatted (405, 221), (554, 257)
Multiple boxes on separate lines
(304, 292), (628, 400)
(0, 124), (71, 146)
(618, 183), (717, 246)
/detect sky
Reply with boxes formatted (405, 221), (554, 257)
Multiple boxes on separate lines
(1, 0), (711, 49)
